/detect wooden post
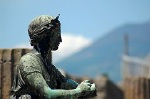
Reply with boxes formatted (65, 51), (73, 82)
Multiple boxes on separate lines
(148, 78), (150, 99)
(0, 49), (3, 99)
(1, 49), (12, 99)
(135, 77), (140, 99)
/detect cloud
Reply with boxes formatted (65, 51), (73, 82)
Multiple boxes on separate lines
(53, 34), (92, 63)
(14, 33), (92, 63)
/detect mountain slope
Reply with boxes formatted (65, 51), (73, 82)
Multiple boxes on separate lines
(56, 21), (150, 83)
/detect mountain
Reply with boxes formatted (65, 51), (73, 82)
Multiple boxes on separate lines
(55, 21), (150, 83)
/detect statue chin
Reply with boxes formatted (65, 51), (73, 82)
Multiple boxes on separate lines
(51, 46), (59, 51)
(51, 43), (60, 51)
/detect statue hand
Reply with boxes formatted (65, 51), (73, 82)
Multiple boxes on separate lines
(90, 83), (96, 92)
(77, 80), (91, 92)
(77, 81), (97, 98)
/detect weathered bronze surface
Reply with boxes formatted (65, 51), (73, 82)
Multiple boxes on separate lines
(10, 15), (96, 99)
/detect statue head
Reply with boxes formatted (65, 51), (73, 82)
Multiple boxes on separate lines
(28, 15), (62, 51)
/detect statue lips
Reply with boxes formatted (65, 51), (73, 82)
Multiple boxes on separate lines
(52, 42), (60, 50)
(56, 42), (60, 49)
(56, 39), (61, 47)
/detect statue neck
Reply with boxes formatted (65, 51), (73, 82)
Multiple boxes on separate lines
(34, 45), (52, 62)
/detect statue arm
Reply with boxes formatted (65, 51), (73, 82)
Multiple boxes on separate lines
(60, 78), (78, 90)
(52, 64), (78, 89)
(25, 72), (81, 98)
(52, 65), (97, 98)
(19, 54), (81, 98)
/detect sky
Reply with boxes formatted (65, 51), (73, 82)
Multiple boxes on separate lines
(1, 0), (150, 63)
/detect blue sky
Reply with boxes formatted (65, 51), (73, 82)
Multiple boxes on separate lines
(1, 0), (150, 62)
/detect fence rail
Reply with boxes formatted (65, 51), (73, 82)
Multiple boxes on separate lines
(122, 54), (150, 78)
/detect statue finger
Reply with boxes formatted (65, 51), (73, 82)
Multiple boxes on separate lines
(84, 80), (90, 83)
(90, 84), (96, 90)
(86, 83), (92, 87)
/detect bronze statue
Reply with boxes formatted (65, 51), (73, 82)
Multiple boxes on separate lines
(10, 15), (96, 99)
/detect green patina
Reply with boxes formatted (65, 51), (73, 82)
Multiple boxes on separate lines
(10, 15), (96, 99)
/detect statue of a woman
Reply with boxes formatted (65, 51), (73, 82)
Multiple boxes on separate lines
(10, 15), (96, 99)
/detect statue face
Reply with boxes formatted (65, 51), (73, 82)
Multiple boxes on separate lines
(36, 16), (62, 52)
(38, 28), (62, 52)
(49, 27), (62, 50)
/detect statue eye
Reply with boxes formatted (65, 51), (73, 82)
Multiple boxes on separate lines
(45, 23), (53, 29)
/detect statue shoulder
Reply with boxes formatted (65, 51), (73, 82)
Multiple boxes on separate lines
(18, 53), (43, 78)
(21, 52), (38, 60)
(20, 53), (42, 65)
